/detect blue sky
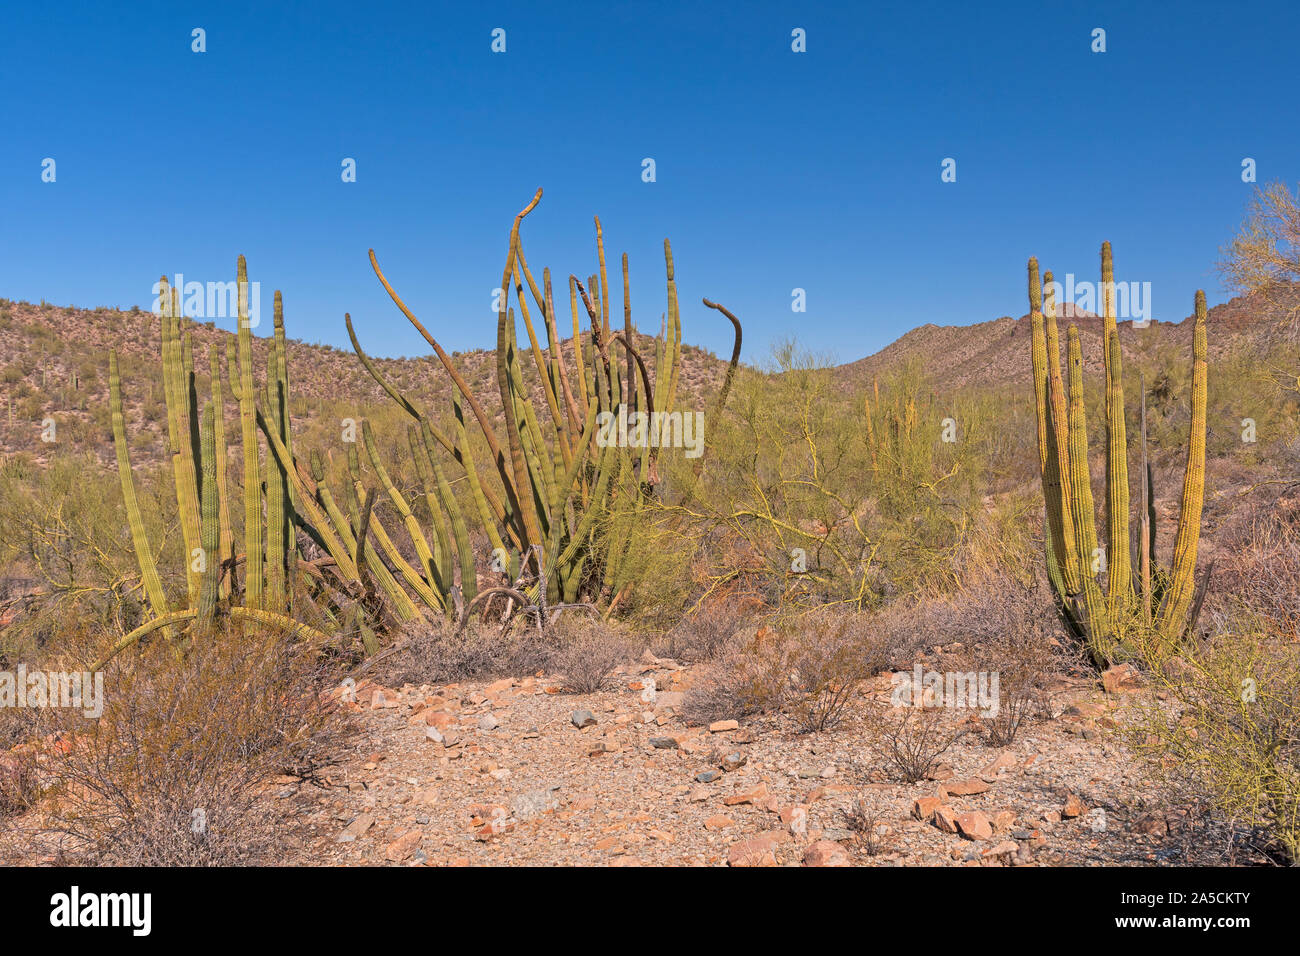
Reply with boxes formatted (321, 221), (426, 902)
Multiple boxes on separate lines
(2, 0), (1297, 363)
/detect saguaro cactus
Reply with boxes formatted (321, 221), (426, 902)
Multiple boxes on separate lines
(1026, 245), (1208, 664)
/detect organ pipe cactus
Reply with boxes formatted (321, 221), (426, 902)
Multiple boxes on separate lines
(1027, 245), (1208, 665)
(347, 188), (742, 620)
(104, 257), (378, 668)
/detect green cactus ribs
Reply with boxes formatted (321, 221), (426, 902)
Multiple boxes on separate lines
(349, 188), (743, 626)
(1025, 243), (1208, 666)
(103, 257), (382, 670)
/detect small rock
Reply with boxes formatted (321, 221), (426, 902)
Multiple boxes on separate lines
(803, 840), (850, 867)
(943, 777), (990, 797)
(719, 751), (747, 772)
(703, 814), (736, 830)
(337, 813), (375, 843)
(478, 713), (500, 731)
(649, 736), (679, 750)
(696, 770), (722, 784)
(1062, 793), (1087, 819)
(955, 811), (993, 841)
(913, 796), (944, 822)
(723, 783), (768, 806)
(385, 830), (423, 861)
(1102, 663), (1141, 694)
(571, 710), (597, 729)
(709, 719), (740, 733)
(728, 834), (779, 867)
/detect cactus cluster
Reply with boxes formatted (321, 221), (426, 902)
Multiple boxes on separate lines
(101, 261), (373, 669)
(102, 191), (742, 663)
(1027, 243), (1208, 664)
(345, 189), (742, 622)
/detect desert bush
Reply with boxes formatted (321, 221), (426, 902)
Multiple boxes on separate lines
(681, 611), (895, 731)
(784, 609), (896, 732)
(41, 628), (349, 865)
(662, 345), (986, 614)
(945, 570), (1067, 745)
(1134, 627), (1300, 864)
(553, 618), (637, 694)
(386, 618), (557, 686)
(1133, 493), (1300, 864)
(865, 705), (969, 783)
(839, 797), (888, 856)
(654, 595), (759, 662)
(681, 625), (792, 726)
(0, 749), (39, 818)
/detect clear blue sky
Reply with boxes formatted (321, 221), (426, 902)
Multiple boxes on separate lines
(2, 0), (1297, 362)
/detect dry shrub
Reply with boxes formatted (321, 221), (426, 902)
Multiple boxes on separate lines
(839, 798), (888, 856)
(786, 609), (897, 732)
(0, 749), (39, 818)
(865, 705), (968, 783)
(655, 595), (759, 662)
(40, 627), (350, 865)
(1132, 496), (1300, 864)
(682, 611), (896, 731)
(948, 572), (1067, 745)
(681, 625), (792, 726)
(1207, 493), (1300, 640)
(553, 618), (638, 694)
(387, 618), (559, 685)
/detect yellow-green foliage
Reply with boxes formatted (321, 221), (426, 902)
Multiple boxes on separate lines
(664, 343), (992, 611)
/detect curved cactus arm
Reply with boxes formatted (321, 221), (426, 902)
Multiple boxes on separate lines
(512, 245), (565, 437)
(343, 313), (512, 534)
(109, 351), (172, 627)
(368, 249), (528, 532)
(350, 472), (445, 611)
(452, 388), (511, 558)
(496, 194), (546, 559)
(88, 607), (330, 673)
(701, 298), (743, 423)
(255, 396), (360, 583)
(406, 423), (454, 605)
(361, 419), (440, 592)
(1157, 291), (1208, 634)
(417, 420), (479, 606)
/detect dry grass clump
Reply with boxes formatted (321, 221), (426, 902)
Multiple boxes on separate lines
(553, 618), (638, 694)
(654, 596), (759, 663)
(682, 609), (897, 731)
(39, 627), (350, 865)
(385, 618), (558, 685)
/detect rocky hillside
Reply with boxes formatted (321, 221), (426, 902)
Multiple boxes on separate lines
(0, 298), (734, 462)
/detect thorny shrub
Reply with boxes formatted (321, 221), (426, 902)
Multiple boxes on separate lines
(39, 628), (351, 865)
